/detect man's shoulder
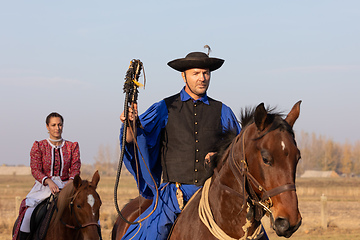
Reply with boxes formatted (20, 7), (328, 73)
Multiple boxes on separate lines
(207, 96), (222, 104)
(163, 93), (181, 106)
(164, 92), (180, 101)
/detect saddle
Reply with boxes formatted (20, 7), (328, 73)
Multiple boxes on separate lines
(29, 195), (57, 240)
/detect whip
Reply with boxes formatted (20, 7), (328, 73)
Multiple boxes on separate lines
(114, 59), (144, 224)
(114, 60), (159, 226)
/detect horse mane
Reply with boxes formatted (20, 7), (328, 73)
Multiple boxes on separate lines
(54, 180), (89, 223)
(211, 130), (237, 166)
(240, 105), (294, 138)
(212, 105), (294, 168)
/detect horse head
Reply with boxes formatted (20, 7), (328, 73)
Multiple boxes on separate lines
(242, 101), (302, 237)
(56, 170), (102, 240)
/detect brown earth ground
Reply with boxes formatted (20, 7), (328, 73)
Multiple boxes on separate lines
(1, 174), (359, 240)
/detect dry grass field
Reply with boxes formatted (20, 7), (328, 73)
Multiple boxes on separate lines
(1, 174), (360, 240)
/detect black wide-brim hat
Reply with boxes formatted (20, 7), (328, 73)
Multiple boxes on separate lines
(167, 52), (224, 72)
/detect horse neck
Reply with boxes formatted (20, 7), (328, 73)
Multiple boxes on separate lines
(51, 188), (82, 235)
(48, 208), (81, 240)
(54, 188), (73, 222)
(214, 131), (247, 195)
(205, 146), (251, 234)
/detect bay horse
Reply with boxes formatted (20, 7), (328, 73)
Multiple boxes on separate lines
(14, 171), (102, 240)
(112, 101), (302, 239)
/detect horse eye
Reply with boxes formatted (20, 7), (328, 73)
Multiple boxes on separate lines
(261, 150), (272, 166)
(262, 157), (271, 166)
(77, 204), (81, 209)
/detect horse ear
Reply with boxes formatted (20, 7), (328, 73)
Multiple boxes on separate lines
(254, 103), (267, 131)
(73, 174), (82, 190)
(91, 170), (100, 188)
(285, 100), (302, 127)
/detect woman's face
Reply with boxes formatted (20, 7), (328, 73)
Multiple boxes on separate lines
(46, 117), (63, 139)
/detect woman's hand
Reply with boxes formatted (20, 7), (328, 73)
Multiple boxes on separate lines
(45, 178), (60, 194)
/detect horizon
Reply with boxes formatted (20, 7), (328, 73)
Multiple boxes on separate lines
(1, 1), (359, 165)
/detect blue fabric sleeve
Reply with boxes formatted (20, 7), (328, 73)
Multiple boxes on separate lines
(221, 103), (241, 134)
(120, 100), (168, 199)
(120, 100), (240, 199)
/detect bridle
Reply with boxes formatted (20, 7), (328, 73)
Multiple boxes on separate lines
(58, 188), (102, 240)
(222, 125), (296, 221)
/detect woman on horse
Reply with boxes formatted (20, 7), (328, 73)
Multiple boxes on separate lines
(13, 112), (81, 240)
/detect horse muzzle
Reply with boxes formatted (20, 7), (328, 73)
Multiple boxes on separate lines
(273, 216), (302, 238)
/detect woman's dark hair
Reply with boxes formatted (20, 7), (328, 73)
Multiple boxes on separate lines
(46, 112), (64, 126)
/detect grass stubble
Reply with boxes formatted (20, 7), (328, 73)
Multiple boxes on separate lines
(1, 175), (360, 240)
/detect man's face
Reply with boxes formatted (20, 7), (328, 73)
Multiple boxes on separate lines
(182, 68), (211, 100)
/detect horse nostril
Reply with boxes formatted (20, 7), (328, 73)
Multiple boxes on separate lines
(274, 217), (290, 234)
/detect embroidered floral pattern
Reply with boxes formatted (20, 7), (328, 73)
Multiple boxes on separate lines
(30, 139), (81, 184)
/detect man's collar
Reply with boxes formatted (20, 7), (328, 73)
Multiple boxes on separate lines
(180, 87), (209, 105)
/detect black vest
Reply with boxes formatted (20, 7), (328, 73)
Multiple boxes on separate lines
(160, 93), (222, 186)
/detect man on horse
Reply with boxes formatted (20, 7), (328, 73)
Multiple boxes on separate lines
(119, 48), (241, 239)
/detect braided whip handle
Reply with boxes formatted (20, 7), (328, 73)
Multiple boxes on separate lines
(114, 59), (143, 224)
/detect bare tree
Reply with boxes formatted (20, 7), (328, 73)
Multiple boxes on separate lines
(94, 144), (118, 176)
(341, 142), (353, 175)
(297, 131), (360, 175)
(352, 141), (360, 175)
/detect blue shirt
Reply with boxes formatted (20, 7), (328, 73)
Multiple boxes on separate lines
(121, 88), (241, 199)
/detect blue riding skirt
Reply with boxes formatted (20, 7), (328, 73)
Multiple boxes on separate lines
(121, 183), (200, 240)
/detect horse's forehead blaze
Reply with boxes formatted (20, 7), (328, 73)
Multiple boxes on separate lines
(87, 194), (95, 208)
(281, 141), (286, 151)
(256, 130), (299, 166)
(87, 193), (97, 217)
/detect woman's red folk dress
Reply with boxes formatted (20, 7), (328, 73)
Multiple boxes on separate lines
(13, 139), (81, 240)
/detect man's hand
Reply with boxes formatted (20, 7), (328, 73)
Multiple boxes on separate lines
(120, 103), (138, 143)
(205, 152), (216, 164)
(120, 103), (138, 123)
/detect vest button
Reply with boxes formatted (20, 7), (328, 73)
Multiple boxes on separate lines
(196, 149), (199, 152)
(195, 140), (199, 143)
(196, 159), (199, 162)
(195, 169), (198, 172)
(194, 113), (197, 116)
(195, 131), (198, 134)
(195, 180), (198, 183)
(195, 122), (198, 125)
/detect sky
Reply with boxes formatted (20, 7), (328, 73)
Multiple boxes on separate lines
(1, 1), (359, 166)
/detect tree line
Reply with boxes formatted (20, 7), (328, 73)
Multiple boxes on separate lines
(90, 132), (360, 177)
(297, 131), (360, 176)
